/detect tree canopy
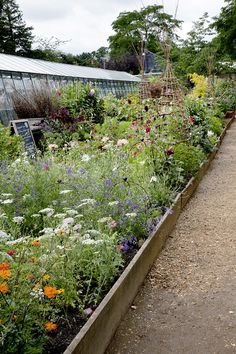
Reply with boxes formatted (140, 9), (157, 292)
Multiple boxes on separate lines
(212, 0), (236, 59)
(109, 5), (181, 57)
(0, 0), (33, 55)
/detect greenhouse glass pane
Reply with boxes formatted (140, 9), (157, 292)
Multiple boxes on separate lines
(22, 73), (33, 92)
(0, 75), (9, 109)
(12, 73), (25, 94)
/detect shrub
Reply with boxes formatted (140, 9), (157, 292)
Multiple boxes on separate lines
(0, 125), (23, 162)
(173, 143), (205, 179)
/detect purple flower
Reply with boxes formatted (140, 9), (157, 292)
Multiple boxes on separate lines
(103, 179), (114, 187)
(79, 168), (86, 174)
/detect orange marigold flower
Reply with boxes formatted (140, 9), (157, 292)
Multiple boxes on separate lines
(44, 321), (58, 331)
(31, 240), (41, 246)
(0, 262), (10, 270)
(0, 270), (11, 280)
(0, 282), (9, 293)
(44, 285), (64, 298)
(44, 286), (58, 299)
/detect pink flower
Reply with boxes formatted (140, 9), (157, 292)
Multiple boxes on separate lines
(145, 127), (151, 133)
(84, 308), (93, 316)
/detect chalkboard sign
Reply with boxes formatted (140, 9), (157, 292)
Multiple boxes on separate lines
(11, 120), (37, 158)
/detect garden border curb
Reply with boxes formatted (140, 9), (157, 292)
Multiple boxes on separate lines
(64, 116), (235, 354)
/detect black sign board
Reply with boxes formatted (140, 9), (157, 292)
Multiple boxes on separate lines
(11, 120), (37, 158)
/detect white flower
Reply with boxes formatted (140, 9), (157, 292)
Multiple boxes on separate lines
(1, 199), (13, 204)
(102, 143), (113, 150)
(98, 217), (112, 223)
(12, 216), (24, 224)
(139, 160), (146, 165)
(31, 214), (41, 218)
(74, 214), (84, 219)
(89, 89), (95, 96)
(0, 230), (9, 239)
(77, 199), (96, 208)
(73, 224), (82, 231)
(40, 228), (55, 237)
(150, 176), (157, 183)
(54, 213), (67, 218)
(1, 193), (13, 197)
(81, 239), (96, 245)
(81, 154), (91, 162)
(116, 139), (129, 147)
(66, 209), (78, 216)
(38, 208), (54, 217)
(108, 201), (119, 206)
(7, 236), (30, 245)
(48, 144), (58, 151)
(59, 190), (73, 195)
(62, 217), (74, 225)
(101, 136), (110, 143)
(125, 213), (137, 218)
(23, 194), (31, 200)
(207, 130), (214, 137)
(85, 230), (101, 236)
(30, 287), (44, 299)
(57, 245), (65, 250)
(0, 213), (7, 219)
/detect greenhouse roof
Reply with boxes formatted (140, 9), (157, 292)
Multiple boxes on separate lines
(0, 53), (140, 82)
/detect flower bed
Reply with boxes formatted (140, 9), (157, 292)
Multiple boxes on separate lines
(0, 79), (235, 353)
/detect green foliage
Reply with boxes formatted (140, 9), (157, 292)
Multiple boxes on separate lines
(173, 143), (205, 179)
(0, 0), (33, 55)
(0, 125), (23, 162)
(109, 5), (180, 59)
(214, 79), (236, 112)
(59, 82), (105, 125)
(212, 0), (236, 59)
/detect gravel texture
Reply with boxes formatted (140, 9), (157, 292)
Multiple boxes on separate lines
(106, 122), (236, 354)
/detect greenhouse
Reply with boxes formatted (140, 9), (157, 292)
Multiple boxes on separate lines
(0, 53), (140, 125)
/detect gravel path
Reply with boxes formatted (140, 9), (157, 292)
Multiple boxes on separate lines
(106, 122), (236, 354)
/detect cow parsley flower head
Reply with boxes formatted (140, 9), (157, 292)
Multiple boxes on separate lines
(12, 216), (24, 224)
(38, 208), (55, 217)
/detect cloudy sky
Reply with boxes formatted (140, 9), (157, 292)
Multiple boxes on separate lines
(17, 0), (225, 54)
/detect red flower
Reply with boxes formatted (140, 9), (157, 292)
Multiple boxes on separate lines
(147, 119), (151, 124)
(145, 127), (151, 133)
(189, 116), (195, 124)
(7, 250), (16, 257)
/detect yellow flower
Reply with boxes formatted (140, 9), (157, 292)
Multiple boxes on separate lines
(26, 273), (34, 280)
(57, 288), (64, 294)
(0, 282), (9, 293)
(55, 229), (65, 236)
(33, 283), (40, 291)
(44, 321), (58, 331)
(0, 270), (11, 280)
(43, 274), (50, 281)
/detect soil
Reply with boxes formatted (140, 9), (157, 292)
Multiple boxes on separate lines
(106, 121), (236, 354)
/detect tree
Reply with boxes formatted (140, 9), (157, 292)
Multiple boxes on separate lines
(212, 0), (236, 59)
(172, 13), (219, 79)
(109, 5), (181, 72)
(0, 0), (33, 55)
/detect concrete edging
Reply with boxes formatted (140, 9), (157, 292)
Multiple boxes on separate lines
(64, 117), (235, 354)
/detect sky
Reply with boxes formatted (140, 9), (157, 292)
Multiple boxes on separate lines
(17, 0), (226, 55)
